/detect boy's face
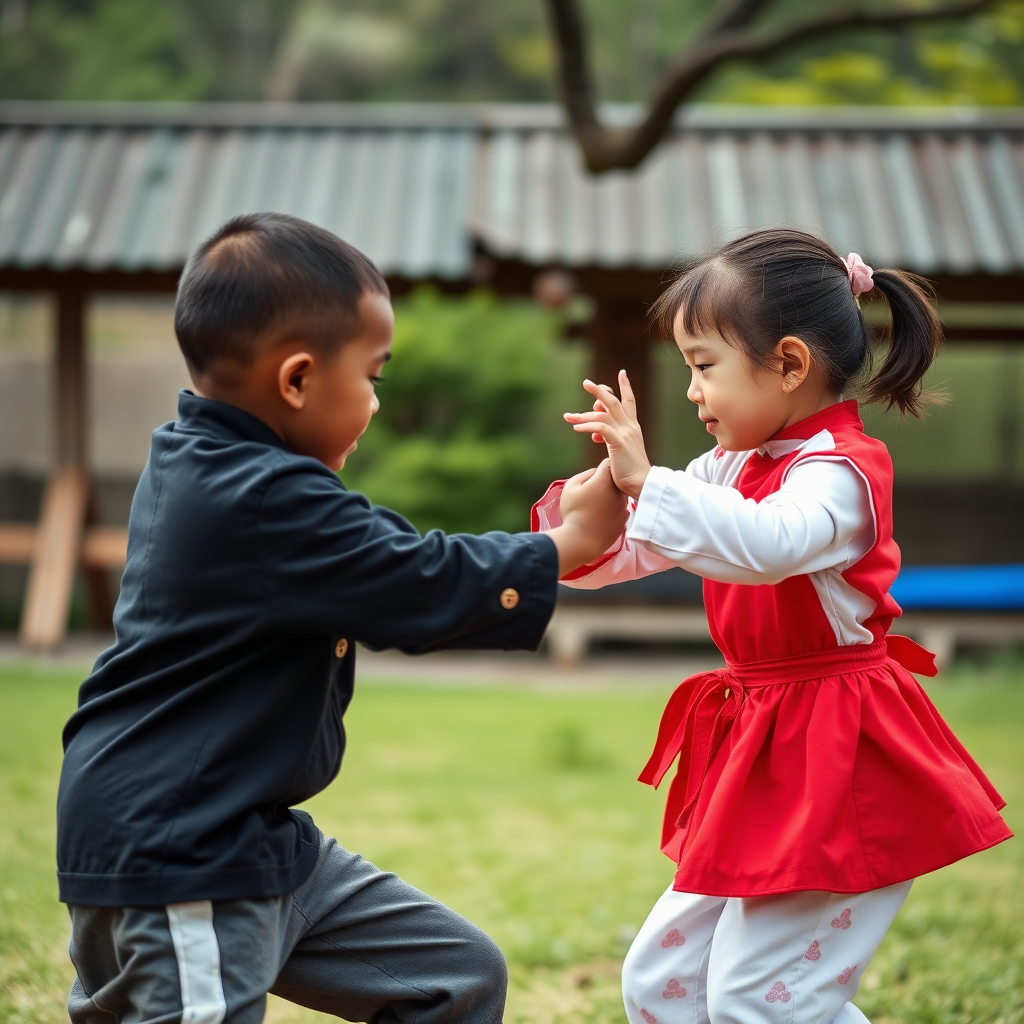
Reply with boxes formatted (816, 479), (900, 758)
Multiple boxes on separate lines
(291, 292), (393, 471)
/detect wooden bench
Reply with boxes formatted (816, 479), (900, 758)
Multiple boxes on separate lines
(0, 465), (127, 649)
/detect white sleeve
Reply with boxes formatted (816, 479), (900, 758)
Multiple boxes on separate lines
(557, 500), (679, 589)
(539, 449), (722, 590)
(626, 458), (875, 585)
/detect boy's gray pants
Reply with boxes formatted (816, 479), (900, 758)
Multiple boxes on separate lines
(67, 836), (507, 1024)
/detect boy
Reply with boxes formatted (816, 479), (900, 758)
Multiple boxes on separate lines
(57, 212), (626, 1024)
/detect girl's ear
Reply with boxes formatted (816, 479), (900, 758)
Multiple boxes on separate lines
(278, 351), (315, 410)
(775, 335), (813, 392)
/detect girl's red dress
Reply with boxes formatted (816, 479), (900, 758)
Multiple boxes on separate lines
(534, 402), (1011, 897)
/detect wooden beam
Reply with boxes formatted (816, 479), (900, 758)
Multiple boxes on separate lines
(3, 285), (127, 643)
(0, 524), (126, 568)
(81, 527), (128, 569)
(0, 267), (182, 294)
(20, 465), (88, 649)
(81, 488), (115, 630)
(19, 287), (93, 649)
(56, 288), (87, 466)
(943, 326), (1024, 342)
(0, 524), (36, 562)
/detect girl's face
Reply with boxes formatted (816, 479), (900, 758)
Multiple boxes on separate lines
(674, 321), (801, 452)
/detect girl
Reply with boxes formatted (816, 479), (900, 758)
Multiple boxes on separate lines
(533, 229), (1011, 1024)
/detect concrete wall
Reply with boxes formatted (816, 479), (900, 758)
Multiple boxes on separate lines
(0, 351), (189, 623)
(0, 350), (190, 476)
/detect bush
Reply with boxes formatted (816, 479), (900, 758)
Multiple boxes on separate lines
(340, 287), (589, 535)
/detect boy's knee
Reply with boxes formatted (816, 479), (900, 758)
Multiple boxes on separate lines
(446, 922), (507, 1023)
(463, 922), (508, 991)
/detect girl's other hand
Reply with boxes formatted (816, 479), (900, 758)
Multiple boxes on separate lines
(549, 459), (628, 576)
(564, 370), (652, 499)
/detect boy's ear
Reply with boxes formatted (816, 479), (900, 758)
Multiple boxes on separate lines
(278, 351), (315, 410)
(775, 335), (813, 391)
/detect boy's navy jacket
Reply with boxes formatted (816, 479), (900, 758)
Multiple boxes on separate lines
(57, 392), (559, 907)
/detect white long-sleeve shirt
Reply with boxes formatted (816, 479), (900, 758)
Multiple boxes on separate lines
(540, 437), (876, 590)
(536, 432), (883, 646)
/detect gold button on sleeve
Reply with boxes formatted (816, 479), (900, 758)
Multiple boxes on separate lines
(500, 588), (520, 610)
(335, 638), (349, 658)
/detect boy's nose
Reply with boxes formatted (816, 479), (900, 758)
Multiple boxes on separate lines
(371, 394), (380, 414)
(686, 378), (701, 404)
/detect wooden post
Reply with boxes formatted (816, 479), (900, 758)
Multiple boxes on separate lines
(55, 288), (87, 467)
(586, 298), (654, 464)
(19, 287), (112, 647)
(19, 465), (88, 648)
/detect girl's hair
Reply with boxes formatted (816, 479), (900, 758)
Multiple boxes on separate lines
(651, 228), (943, 416)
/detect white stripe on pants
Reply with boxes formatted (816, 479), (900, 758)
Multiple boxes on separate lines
(622, 881), (912, 1024)
(166, 901), (228, 1024)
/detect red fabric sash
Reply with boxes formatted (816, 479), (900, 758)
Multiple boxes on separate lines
(638, 637), (937, 835)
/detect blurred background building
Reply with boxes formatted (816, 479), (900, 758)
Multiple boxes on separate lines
(1, 0), (1023, 654)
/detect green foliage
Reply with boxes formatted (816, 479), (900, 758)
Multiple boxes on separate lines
(1, 661), (1022, 1024)
(0, 0), (214, 101)
(1, 0), (1022, 106)
(340, 287), (588, 535)
(266, 0), (553, 101)
(712, 2), (1024, 107)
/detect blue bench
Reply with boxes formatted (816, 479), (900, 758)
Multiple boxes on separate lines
(548, 566), (1024, 665)
(891, 564), (1024, 611)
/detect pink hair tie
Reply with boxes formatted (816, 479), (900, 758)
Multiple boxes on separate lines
(842, 252), (874, 296)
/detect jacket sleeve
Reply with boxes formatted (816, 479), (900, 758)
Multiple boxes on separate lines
(257, 464), (559, 653)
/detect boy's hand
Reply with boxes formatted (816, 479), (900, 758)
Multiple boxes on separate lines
(546, 459), (628, 577)
(563, 371), (652, 499)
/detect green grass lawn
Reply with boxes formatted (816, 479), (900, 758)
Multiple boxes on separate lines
(1, 659), (1021, 1024)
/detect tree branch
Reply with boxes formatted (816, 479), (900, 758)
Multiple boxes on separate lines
(695, 0), (776, 41)
(544, 0), (1002, 173)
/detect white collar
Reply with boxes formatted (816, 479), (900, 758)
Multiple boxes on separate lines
(757, 437), (807, 459)
(757, 427), (838, 460)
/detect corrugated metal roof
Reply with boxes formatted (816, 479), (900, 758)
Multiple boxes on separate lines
(1, 102), (1023, 278)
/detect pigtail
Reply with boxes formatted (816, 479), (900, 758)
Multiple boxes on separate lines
(863, 269), (944, 417)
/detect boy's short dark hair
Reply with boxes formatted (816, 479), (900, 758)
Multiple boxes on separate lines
(174, 212), (389, 373)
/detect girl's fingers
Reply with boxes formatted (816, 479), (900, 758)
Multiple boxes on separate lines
(582, 379), (617, 404)
(581, 379), (627, 423)
(618, 370), (638, 420)
(564, 411), (613, 425)
(568, 466), (598, 485)
(572, 423), (621, 447)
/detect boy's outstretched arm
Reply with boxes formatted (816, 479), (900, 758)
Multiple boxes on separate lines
(544, 459), (628, 577)
(251, 457), (626, 655)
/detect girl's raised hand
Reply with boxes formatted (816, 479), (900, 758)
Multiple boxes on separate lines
(564, 370), (652, 499)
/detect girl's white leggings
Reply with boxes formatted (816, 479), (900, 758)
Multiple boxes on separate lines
(622, 880), (912, 1024)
